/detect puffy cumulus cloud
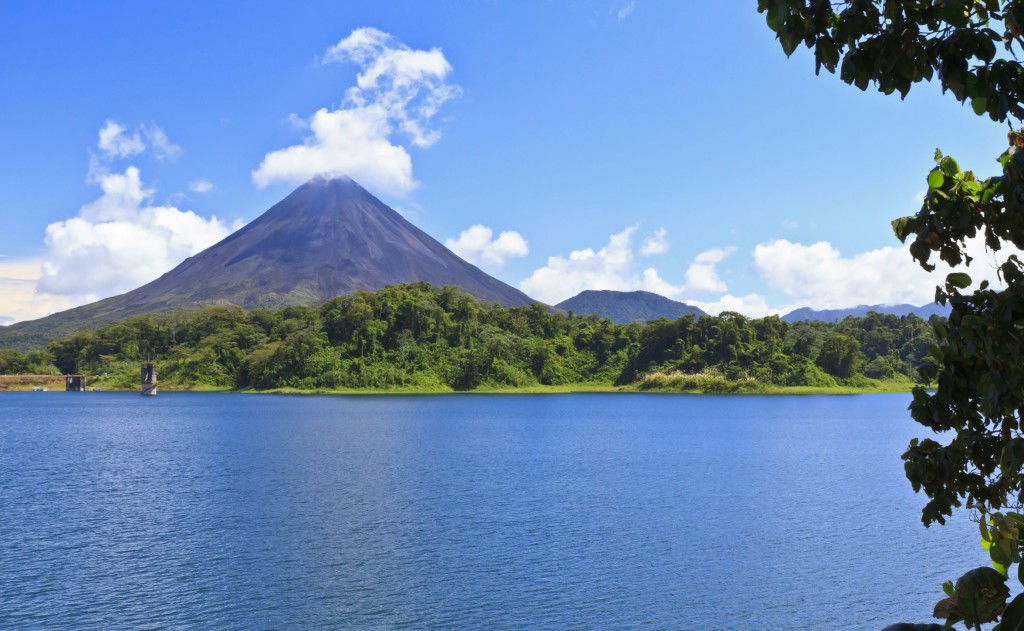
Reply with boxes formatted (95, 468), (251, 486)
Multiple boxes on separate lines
(253, 107), (414, 193)
(0, 259), (76, 325)
(324, 27), (458, 148)
(640, 227), (669, 256)
(752, 240), (929, 309)
(751, 238), (1021, 310)
(38, 166), (237, 303)
(683, 246), (736, 294)
(189, 179), (213, 193)
(253, 27), (459, 195)
(520, 227), (641, 304)
(444, 225), (528, 269)
(520, 227), (702, 304)
(520, 228), (741, 305)
(639, 267), (685, 297)
(79, 167), (152, 222)
(96, 120), (180, 161)
(98, 120), (144, 158)
(687, 293), (779, 318)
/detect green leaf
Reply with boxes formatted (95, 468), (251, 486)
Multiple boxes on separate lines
(928, 169), (945, 189)
(779, 27), (799, 56)
(940, 156), (960, 177)
(892, 216), (918, 241)
(766, 4), (789, 36)
(999, 593), (1024, 631)
(952, 567), (1009, 628)
(815, 36), (839, 71)
(946, 272), (972, 289)
(991, 541), (1011, 570)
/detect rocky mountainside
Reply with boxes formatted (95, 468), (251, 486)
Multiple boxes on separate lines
(0, 176), (535, 349)
(556, 290), (706, 324)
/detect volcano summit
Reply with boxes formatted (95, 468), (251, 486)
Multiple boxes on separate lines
(0, 177), (535, 348)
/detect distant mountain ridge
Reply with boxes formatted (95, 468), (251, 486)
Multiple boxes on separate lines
(0, 176), (535, 349)
(556, 290), (707, 324)
(781, 303), (949, 323)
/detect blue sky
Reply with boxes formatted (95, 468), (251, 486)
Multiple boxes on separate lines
(0, 1), (1013, 324)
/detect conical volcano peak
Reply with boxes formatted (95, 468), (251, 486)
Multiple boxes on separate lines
(0, 175), (536, 348)
(300, 173), (361, 193)
(273, 175), (377, 214)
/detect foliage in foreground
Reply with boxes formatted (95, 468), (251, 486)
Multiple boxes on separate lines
(0, 283), (936, 392)
(760, 0), (1024, 628)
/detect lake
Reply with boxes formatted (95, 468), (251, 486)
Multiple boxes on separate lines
(0, 392), (983, 629)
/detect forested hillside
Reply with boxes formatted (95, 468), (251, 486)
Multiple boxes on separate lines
(0, 283), (939, 392)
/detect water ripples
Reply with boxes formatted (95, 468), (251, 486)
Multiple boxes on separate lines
(0, 393), (981, 629)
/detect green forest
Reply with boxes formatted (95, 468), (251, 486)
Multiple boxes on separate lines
(0, 283), (940, 393)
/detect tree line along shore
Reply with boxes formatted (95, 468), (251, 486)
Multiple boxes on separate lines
(0, 283), (939, 394)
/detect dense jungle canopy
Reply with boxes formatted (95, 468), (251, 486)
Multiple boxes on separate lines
(0, 283), (938, 393)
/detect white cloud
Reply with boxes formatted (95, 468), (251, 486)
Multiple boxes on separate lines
(520, 228), (741, 305)
(445, 225), (528, 269)
(687, 293), (778, 318)
(253, 27), (459, 195)
(521, 227), (700, 304)
(37, 166), (236, 303)
(617, 0), (637, 21)
(750, 238), (1020, 310)
(639, 267), (685, 298)
(520, 227), (641, 304)
(518, 230), (1024, 317)
(143, 124), (182, 160)
(753, 240), (927, 309)
(189, 179), (213, 193)
(97, 120), (145, 158)
(0, 121), (235, 324)
(79, 167), (152, 222)
(640, 227), (669, 256)
(0, 259), (76, 325)
(96, 120), (180, 161)
(683, 246), (735, 294)
(253, 106), (414, 194)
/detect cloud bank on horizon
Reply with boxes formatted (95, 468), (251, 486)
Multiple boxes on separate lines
(517, 227), (1020, 316)
(39, 163), (237, 303)
(252, 27), (460, 196)
(0, 121), (236, 322)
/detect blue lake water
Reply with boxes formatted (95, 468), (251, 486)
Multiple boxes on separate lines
(0, 392), (984, 629)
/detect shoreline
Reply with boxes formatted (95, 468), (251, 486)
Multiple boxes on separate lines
(0, 375), (918, 396)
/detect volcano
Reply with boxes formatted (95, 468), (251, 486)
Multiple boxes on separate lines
(0, 177), (536, 348)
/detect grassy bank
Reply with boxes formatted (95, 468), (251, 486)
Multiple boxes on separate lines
(0, 375), (66, 391)
(241, 380), (915, 395)
(0, 375), (917, 395)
